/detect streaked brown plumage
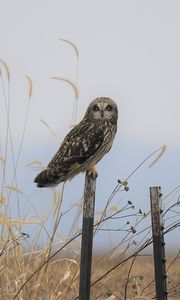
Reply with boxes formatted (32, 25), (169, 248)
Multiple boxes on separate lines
(34, 97), (118, 187)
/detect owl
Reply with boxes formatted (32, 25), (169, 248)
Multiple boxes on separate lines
(34, 97), (118, 187)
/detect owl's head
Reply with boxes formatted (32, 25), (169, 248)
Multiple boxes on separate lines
(85, 97), (118, 122)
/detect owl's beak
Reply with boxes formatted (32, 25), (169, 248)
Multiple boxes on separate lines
(101, 110), (104, 118)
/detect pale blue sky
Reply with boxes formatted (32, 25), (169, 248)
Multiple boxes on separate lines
(0, 0), (180, 250)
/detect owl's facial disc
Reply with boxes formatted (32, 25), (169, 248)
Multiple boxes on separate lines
(92, 102), (114, 119)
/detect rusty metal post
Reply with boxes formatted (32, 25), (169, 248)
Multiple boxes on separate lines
(79, 172), (96, 300)
(150, 186), (167, 300)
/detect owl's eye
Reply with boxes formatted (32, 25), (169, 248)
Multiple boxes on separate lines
(106, 105), (112, 111)
(93, 105), (100, 111)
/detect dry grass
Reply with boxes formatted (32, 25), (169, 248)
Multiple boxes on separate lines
(0, 248), (180, 299)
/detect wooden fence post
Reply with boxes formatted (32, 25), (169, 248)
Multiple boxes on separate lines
(150, 186), (168, 300)
(79, 172), (96, 300)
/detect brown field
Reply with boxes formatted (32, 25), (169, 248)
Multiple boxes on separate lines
(0, 248), (180, 300)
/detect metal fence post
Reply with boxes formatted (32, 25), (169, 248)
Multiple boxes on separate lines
(79, 172), (96, 300)
(150, 186), (168, 300)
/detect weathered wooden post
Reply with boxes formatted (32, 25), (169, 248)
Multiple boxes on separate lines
(79, 172), (96, 300)
(150, 186), (168, 300)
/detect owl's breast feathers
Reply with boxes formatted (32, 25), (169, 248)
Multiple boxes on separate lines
(34, 118), (117, 187)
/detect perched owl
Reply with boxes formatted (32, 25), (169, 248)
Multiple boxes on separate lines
(34, 97), (118, 187)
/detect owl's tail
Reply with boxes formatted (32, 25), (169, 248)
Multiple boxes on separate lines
(34, 168), (62, 187)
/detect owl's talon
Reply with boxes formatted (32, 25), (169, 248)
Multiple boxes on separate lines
(87, 166), (98, 179)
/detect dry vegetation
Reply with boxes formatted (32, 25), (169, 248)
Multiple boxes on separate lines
(0, 43), (180, 300)
(0, 243), (180, 299)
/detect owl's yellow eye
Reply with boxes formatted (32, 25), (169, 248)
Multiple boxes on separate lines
(106, 105), (112, 111)
(93, 105), (100, 111)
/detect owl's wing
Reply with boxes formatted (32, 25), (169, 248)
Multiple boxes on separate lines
(47, 120), (104, 170)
